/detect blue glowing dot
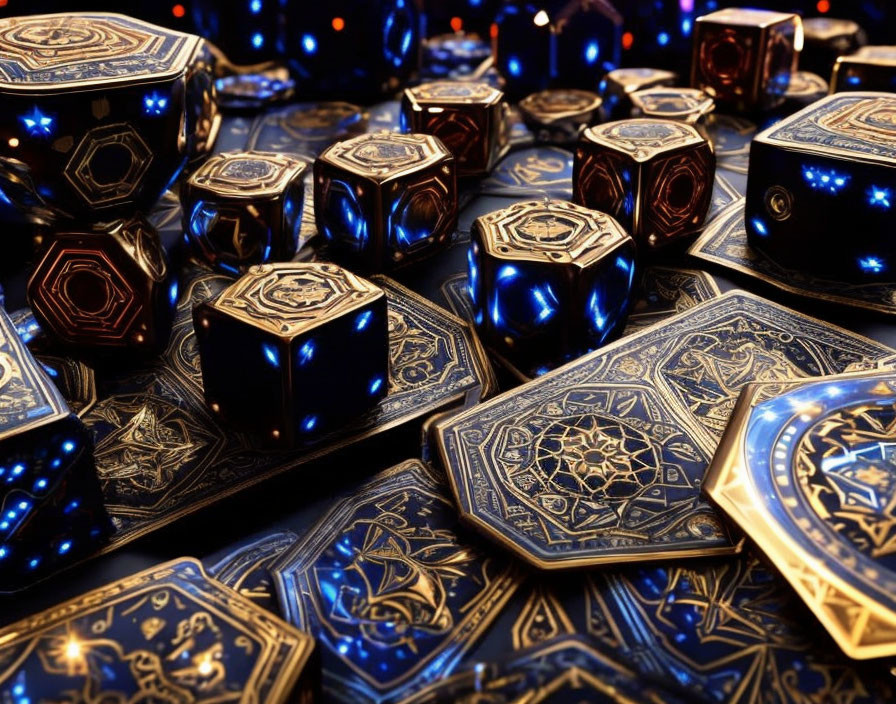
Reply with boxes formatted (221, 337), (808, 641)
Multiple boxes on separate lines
(803, 166), (849, 194)
(168, 281), (179, 306)
(507, 56), (522, 77)
(497, 265), (519, 281)
(298, 341), (315, 366)
(657, 31), (670, 46)
(20, 107), (54, 137)
(250, 0), (262, 12)
(751, 217), (768, 236)
(369, 376), (384, 395)
(252, 32), (265, 49)
(302, 34), (317, 54)
(535, 366), (550, 376)
(337, 643), (350, 655)
(848, 75), (861, 85)
(51, 458), (61, 469)
(584, 41), (599, 64)
(262, 343), (280, 367)
(0, 548), (7, 559)
(12, 464), (24, 476)
(355, 310), (373, 331)
(35, 479), (47, 490)
(858, 256), (886, 274)
(868, 186), (892, 209)
(12, 685), (23, 697)
(65, 500), (79, 514)
(18, 502), (28, 511)
(62, 441), (75, 454)
(681, 18), (692, 35)
(28, 557), (39, 569)
(301, 415), (318, 432)
(143, 92), (169, 116)
(59, 541), (72, 554)
(41, 363), (58, 377)
(0, 522), (8, 530)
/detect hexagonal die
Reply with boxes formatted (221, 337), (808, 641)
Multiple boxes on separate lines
(184, 151), (308, 275)
(0, 306), (110, 592)
(314, 131), (457, 271)
(0, 13), (205, 220)
(193, 263), (389, 446)
(518, 89), (604, 145)
(468, 199), (636, 370)
(574, 119), (715, 249)
(691, 8), (802, 113)
(27, 217), (176, 355)
(493, 0), (622, 98)
(802, 17), (867, 80)
(600, 67), (677, 120)
(745, 93), (896, 282)
(630, 87), (715, 127)
(401, 81), (508, 177)
(833, 46), (896, 93)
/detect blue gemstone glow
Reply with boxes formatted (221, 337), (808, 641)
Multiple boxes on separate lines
(751, 217), (768, 236)
(62, 441), (75, 454)
(657, 31), (670, 46)
(20, 107), (53, 137)
(250, 0), (262, 12)
(301, 415), (318, 432)
(252, 32), (265, 49)
(143, 92), (169, 116)
(369, 376), (384, 395)
(302, 34), (317, 54)
(584, 41), (599, 64)
(848, 75), (861, 85)
(858, 256), (886, 274)
(531, 285), (558, 322)
(262, 343), (280, 367)
(58, 541), (72, 554)
(355, 311), (373, 331)
(507, 57), (522, 77)
(868, 186), (892, 209)
(803, 166), (849, 194)
(168, 281), (179, 306)
(298, 341), (315, 366)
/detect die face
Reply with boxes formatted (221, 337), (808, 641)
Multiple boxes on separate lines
(691, 9), (801, 112)
(746, 93), (896, 281)
(833, 47), (896, 93)
(470, 200), (636, 367)
(195, 263), (389, 444)
(27, 219), (176, 352)
(575, 119), (714, 246)
(284, 0), (423, 100)
(518, 89), (604, 144)
(0, 14), (198, 219)
(630, 87), (715, 124)
(185, 151), (308, 273)
(601, 68), (677, 120)
(316, 132), (458, 269)
(402, 82), (508, 176)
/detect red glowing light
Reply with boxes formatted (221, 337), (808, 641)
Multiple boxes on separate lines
(450, 16), (463, 32)
(622, 32), (634, 50)
(172, 4), (186, 18)
(332, 16), (345, 31)
(816, 0), (830, 12)
(490, 22), (499, 39)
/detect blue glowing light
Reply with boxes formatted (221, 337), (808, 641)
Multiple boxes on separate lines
(298, 341), (315, 366)
(657, 31), (670, 46)
(59, 541), (72, 554)
(28, 557), (39, 569)
(62, 441), (75, 454)
(302, 34), (317, 54)
(535, 366), (550, 376)
(168, 281), (179, 306)
(531, 285), (558, 322)
(250, 0), (262, 12)
(262, 343), (280, 367)
(0, 547), (7, 559)
(12, 686), (23, 697)
(35, 479), (48, 490)
(497, 265), (519, 281)
(868, 186), (892, 209)
(848, 75), (861, 85)
(467, 248), (479, 305)
(681, 18), (692, 35)
(803, 166), (849, 194)
(301, 415), (318, 432)
(12, 464), (24, 476)
(355, 310), (373, 331)
(507, 57), (522, 77)
(65, 500), (79, 514)
(751, 217), (768, 236)
(858, 256), (886, 274)
(20, 107), (53, 137)
(252, 32), (265, 49)
(369, 376), (384, 395)
(584, 41), (599, 64)
(143, 92), (169, 116)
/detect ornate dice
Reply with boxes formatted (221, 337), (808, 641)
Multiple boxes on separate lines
(401, 81), (508, 178)
(746, 92), (896, 282)
(493, 0), (623, 98)
(468, 199), (636, 369)
(832, 46), (896, 93)
(315, 131), (457, 271)
(183, 151), (308, 275)
(0, 13), (209, 222)
(600, 67), (677, 120)
(193, 263), (389, 444)
(518, 89), (604, 144)
(802, 17), (867, 79)
(691, 8), (803, 113)
(0, 307), (110, 591)
(28, 217), (176, 354)
(574, 119), (715, 249)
